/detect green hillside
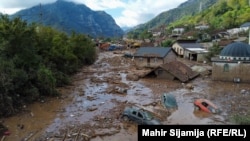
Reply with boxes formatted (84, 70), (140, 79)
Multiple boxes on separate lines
(127, 0), (250, 39)
(169, 0), (250, 30)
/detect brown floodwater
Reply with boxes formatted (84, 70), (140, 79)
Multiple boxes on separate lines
(1, 51), (250, 141)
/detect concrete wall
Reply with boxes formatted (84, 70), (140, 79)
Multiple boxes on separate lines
(163, 51), (177, 63)
(197, 53), (207, 62)
(172, 43), (184, 56)
(212, 62), (250, 83)
(154, 69), (175, 80)
(134, 57), (163, 68)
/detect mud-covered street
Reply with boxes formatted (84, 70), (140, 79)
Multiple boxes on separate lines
(1, 49), (250, 141)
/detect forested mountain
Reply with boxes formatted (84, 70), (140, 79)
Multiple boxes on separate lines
(127, 0), (250, 38)
(10, 0), (124, 38)
(169, 0), (250, 30)
(129, 0), (217, 33)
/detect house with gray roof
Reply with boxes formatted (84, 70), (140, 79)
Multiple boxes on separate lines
(239, 22), (250, 44)
(240, 22), (250, 30)
(211, 41), (250, 83)
(172, 39), (208, 62)
(133, 47), (177, 68)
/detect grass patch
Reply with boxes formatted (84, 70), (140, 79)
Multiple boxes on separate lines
(231, 114), (250, 125)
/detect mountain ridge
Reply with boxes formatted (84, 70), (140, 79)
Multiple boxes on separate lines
(128, 0), (217, 32)
(11, 0), (124, 38)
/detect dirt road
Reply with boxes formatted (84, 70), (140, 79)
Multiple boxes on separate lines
(1, 49), (250, 141)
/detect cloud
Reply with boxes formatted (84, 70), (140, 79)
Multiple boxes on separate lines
(115, 0), (187, 27)
(75, 0), (126, 10)
(0, 0), (187, 27)
(0, 0), (57, 14)
(0, 0), (57, 8)
(78, 0), (188, 27)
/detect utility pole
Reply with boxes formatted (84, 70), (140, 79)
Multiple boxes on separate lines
(39, 3), (43, 24)
(199, 2), (202, 12)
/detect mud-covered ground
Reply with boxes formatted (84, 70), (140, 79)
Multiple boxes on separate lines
(1, 48), (250, 141)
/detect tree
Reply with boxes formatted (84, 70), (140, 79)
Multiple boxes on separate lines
(205, 44), (222, 62)
(0, 14), (97, 117)
(139, 30), (152, 40)
(0, 14), (42, 116)
(161, 40), (175, 47)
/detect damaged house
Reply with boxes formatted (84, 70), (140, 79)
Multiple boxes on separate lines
(144, 61), (200, 82)
(132, 47), (199, 82)
(133, 47), (177, 68)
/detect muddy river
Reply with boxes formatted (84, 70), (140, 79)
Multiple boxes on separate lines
(1, 50), (250, 141)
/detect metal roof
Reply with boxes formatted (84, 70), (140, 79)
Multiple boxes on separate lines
(220, 42), (250, 57)
(186, 48), (208, 53)
(240, 22), (250, 28)
(178, 43), (203, 49)
(134, 47), (172, 58)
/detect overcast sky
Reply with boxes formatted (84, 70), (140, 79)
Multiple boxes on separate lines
(0, 0), (187, 28)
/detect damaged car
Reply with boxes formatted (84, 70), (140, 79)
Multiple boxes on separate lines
(121, 106), (162, 125)
(161, 93), (178, 109)
(194, 98), (220, 114)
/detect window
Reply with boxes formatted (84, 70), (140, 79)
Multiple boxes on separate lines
(139, 57), (143, 62)
(202, 102), (208, 107)
(157, 69), (163, 75)
(223, 64), (229, 72)
(138, 112), (143, 118)
(154, 58), (158, 63)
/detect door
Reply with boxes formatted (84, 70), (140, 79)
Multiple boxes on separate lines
(147, 58), (150, 67)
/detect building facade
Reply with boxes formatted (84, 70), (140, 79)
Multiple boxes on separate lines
(133, 47), (177, 68)
(211, 42), (250, 83)
(172, 39), (208, 62)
